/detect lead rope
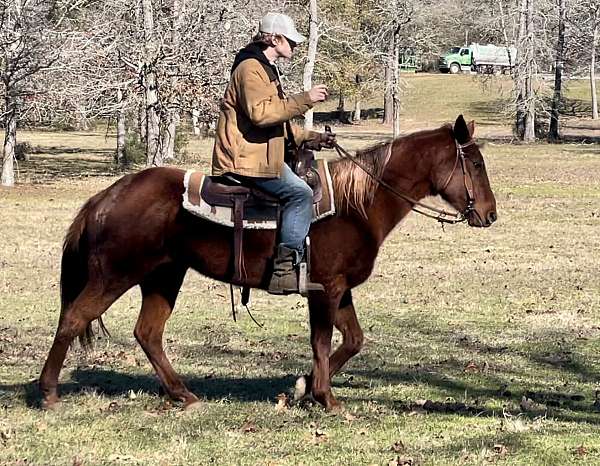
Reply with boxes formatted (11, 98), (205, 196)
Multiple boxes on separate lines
(332, 142), (470, 224)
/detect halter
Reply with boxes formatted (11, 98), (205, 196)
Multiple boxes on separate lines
(332, 138), (478, 224)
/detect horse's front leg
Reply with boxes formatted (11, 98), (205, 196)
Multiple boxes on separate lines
(329, 290), (363, 376)
(295, 289), (363, 402)
(307, 293), (340, 411)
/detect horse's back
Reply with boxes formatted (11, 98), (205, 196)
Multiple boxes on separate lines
(78, 167), (187, 261)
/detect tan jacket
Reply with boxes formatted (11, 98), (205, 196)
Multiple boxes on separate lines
(212, 58), (318, 178)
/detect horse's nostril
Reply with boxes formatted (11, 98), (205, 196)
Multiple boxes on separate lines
(487, 211), (497, 223)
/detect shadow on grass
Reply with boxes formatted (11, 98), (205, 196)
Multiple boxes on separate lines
(312, 107), (385, 124)
(18, 153), (125, 183)
(468, 99), (512, 124)
(0, 369), (298, 408)
(347, 365), (600, 425)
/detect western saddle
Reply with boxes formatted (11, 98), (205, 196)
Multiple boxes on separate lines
(201, 147), (323, 297)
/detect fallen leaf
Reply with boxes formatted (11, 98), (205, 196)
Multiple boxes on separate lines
(275, 393), (289, 412)
(314, 428), (326, 437)
(574, 445), (588, 456)
(391, 440), (405, 453)
(311, 425), (328, 444)
(0, 426), (12, 441)
(388, 455), (413, 466)
(344, 412), (357, 422)
(241, 421), (258, 433)
(493, 444), (508, 456)
(464, 361), (479, 372)
(128, 390), (137, 400)
(106, 401), (120, 413)
(519, 396), (537, 412)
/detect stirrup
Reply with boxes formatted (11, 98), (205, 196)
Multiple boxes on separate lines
(298, 262), (324, 296)
(298, 237), (324, 296)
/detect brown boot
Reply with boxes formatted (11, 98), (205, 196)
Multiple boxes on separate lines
(268, 245), (299, 295)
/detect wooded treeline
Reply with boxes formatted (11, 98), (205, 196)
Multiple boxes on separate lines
(1, 0), (599, 186)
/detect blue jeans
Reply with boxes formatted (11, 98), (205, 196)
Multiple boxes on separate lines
(250, 164), (313, 258)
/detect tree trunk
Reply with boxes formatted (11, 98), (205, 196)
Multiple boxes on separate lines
(392, 24), (401, 137)
(592, 19), (599, 120)
(2, 0), (22, 187)
(337, 91), (346, 123)
(161, 110), (178, 161)
(141, 0), (161, 166)
(192, 108), (201, 135)
(383, 50), (394, 125)
(115, 88), (126, 165)
(548, 0), (566, 142)
(160, 0), (182, 161)
(518, 0), (536, 142)
(524, 74), (535, 142)
(1, 94), (17, 187)
(523, 0), (535, 142)
(515, 0), (528, 139)
(353, 99), (361, 122)
(303, 0), (318, 130)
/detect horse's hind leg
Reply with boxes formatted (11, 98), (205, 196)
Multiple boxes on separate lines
(40, 282), (123, 408)
(295, 290), (363, 401)
(134, 264), (199, 408)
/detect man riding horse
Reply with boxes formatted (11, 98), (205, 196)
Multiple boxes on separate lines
(212, 12), (335, 295)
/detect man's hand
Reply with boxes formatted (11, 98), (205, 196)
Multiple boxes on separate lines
(308, 84), (328, 103)
(319, 130), (336, 149)
(304, 131), (337, 151)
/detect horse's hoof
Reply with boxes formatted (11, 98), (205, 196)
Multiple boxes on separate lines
(325, 401), (344, 414)
(183, 400), (204, 412)
(41, 399), (62, 411)
(294, 376), (308, 401)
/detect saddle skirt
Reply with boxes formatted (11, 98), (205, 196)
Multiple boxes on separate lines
(182, 159), (336, 229)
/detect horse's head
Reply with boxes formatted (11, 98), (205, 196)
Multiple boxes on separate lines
(434, 115), (497, 227)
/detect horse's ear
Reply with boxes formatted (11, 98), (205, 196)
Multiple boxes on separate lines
(453, 115), (471, 144)
(467, 120), (475, 138)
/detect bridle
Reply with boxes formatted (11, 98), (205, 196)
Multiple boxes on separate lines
(331, 138), (478, 224)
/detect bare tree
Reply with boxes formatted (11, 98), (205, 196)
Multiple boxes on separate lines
(514, 0), (537, 142)
(303, 0), (319, 130)
(548, 0), (567, 142)
(575, 1), (600, 119)
(0, 0), (64, 186)
(592, 4), (600, 119)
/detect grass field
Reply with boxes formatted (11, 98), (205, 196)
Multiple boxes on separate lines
(1, 74), (600, 465)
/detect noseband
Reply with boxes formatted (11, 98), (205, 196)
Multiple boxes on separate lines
(332, 138), (478, 224)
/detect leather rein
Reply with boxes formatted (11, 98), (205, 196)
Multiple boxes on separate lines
(331, 138), (477, 224)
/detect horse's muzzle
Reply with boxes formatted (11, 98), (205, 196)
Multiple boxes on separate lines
(468, 210), (497, 227)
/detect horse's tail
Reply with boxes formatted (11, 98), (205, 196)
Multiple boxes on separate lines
(60, 196), (109, 350)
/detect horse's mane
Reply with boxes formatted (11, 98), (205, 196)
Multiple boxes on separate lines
(330, 141), (392, 218)
(330, 125), (452, 218)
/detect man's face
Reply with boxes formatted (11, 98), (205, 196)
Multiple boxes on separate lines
(274, 35), (297, 60)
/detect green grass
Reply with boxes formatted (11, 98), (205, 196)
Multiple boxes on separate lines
(2, 74), (600, 465)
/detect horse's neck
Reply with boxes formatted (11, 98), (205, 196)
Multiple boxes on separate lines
(363, 146), (435, 244)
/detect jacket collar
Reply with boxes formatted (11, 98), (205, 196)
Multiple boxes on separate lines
(231, 43), (278, 82)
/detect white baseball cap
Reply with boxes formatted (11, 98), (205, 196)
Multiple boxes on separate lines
(259, 13), (306, 44)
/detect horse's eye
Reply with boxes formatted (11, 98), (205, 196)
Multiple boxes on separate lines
(472, 160), (484, 169)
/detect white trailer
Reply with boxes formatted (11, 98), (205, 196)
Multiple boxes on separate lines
(470, 43), (517, 74)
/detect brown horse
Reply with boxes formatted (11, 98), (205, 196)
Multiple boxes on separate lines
(39, 115), (497, 411)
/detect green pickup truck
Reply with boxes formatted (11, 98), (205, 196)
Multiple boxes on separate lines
(439, 44), (517, 74)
